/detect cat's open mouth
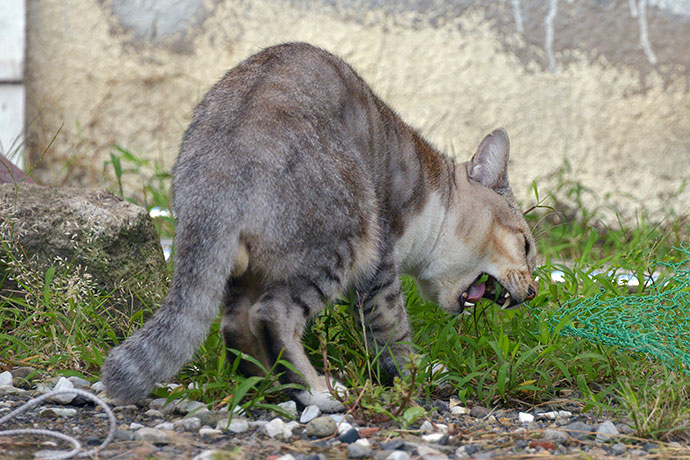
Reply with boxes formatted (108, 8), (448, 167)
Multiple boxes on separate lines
(459, 274), (520, 313)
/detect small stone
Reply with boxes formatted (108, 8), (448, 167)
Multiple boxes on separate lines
(300, 404), (321, 423)
(39, 407), (77, 418)
(450, 406), (470, 416)
(338, 427), (360, 443)
(174, 417), (201, 432)
(642, 442), (658, 452)
(144, 409), (164, 418)
(422, 433), (445, 443)
(386, 451), (411, 460)
(129, 422), (144, 430)
(149, 397), (175, 414)
(177, 400), (207, 415)
(563, 421), (594, 440)
(611, 442), (627, 455)
(115, 428), (135, 441)
(114, 405), (138, 412)
(306, 415), (337, 438)
(276, 455), (296, 460)
(264, 417), (292, 440)
(455, 446), (470, 458)
(134, 427), (173, 443)
(277, 400), (298, 418)
(329, 413), (347, 423)
(543, 428), (569, 444)
(91, 381), (106, 392)
(358, 427), (380, 437)
(595, 421), (619, 442)
(518, 412), (534, 424)
(216, 417), (249, 434)
(198, 426), (223, 437)
(420, 421), (447, 433)
(416, 444), (448, 460)
(381, 439), (405, 451)
(67, 376), (91, 389)
(469, 406), (490, 418)
(0, 385), (25, 395)
(537, 410), (573, 420)
(11, 366), (35, 381)
(50, 377), (76, 404)
(347, 439), (372, 459)
(155, 422), (175, 431)
(0, 371), (13, 386)
(337, 422), (354, 434)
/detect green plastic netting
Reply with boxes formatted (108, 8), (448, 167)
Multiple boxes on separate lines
(546, 244), (690, 374)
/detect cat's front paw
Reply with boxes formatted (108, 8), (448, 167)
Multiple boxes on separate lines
(295, 379), (347, 413)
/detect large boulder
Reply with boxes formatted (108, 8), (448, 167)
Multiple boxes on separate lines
(0, 183), (168, 322)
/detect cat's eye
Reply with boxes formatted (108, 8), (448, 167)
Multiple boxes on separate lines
(524, 236), (531, 255)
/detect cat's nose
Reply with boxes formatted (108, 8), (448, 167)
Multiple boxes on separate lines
(526, 284), (538, 300)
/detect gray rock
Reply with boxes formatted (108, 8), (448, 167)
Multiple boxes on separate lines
(177, 399), (207, 415)
(90, 381), (106, 392)
(338, 427), (360, 443)
(198, 426), (223, 438)
(0, 371), (13, 386)
(595, 421), (619, 442)
(263, 417), (293, 440)
(276, 455), (296, 460)
(381, 439), (405, 451)
(38, 407), (77, 418)
(115, 429), (135, 441)
(543, 428), (569, 444)
(50, 377), (75, 404)
(347, 440), (373, 459)
(470, 406), (491, 418)
(154, 422), (175, 431)
(563, 421), (594, 440)
(144, 409), (164, 418)
(416, 444), (448, 460)
(386, 452), (411, 460)
(277, 400), (298, 418)
(174, 417), (201, 432)
(114, 405), (138, 412)
(134, 427), (173, 443)
(149, 398), (176, 414)
(305, 415), (337, 438)
(300, 404), (321, 423)
(611, 442), (627, 455)
(67, 376), (91, 389)
(0, 386), (25, 396)
(216, 417), (249, 434)
(0, 184), (168, 324)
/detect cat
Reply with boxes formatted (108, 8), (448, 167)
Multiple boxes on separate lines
(102, 42), (538, 412)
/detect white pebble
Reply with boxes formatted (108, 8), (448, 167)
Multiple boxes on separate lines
(300, 404), (321, 423)
(354, 438), (370, 447)
(67, 376), (91, 389)
(277, 400), (298, 418)
(130, 422), (144, 430)
(154, 422), (175, 431)
(174, 417), (201, 432)
(596, 421), (620, 442)
(50, 377), (75, 404)
(337, 422), (354, 435)
(422, 433), (446, 443)
(387, 451), (411, 460)
(198, 426), (223, 437)
(518, 412), (534, 424)
(263, 417), (292, 439)
(39, 407), (77, 418)
(538, 410), (573, 420)
(0, 371), (13, 387)
(276, 455), (296, 460)
(450, 406), (470, 416)
(91, 381), (105, 392)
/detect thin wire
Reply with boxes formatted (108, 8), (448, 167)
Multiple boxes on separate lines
(0, 388), (117, 459)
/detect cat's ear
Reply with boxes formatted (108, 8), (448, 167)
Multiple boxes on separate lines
(467, 128), (511, 194)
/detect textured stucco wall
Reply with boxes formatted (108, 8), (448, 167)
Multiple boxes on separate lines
(25, 0), (689, 222)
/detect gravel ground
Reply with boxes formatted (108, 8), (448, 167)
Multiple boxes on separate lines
(1, 370), (689, 460)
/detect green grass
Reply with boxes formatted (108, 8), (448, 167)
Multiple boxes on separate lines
(1, 151), (688, 442)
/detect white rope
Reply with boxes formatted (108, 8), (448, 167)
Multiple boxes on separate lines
(0, 388), (117, 459)
(544, 0), (559, 73)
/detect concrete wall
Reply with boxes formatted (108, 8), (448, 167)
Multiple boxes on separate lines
(24, 0), (690, 222)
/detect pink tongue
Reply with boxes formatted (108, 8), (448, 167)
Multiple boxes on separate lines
(466, 282), (485, 302)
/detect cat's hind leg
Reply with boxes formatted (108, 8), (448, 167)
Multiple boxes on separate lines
(248, 280), (345, 412)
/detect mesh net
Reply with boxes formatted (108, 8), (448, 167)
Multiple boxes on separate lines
(547, 244), (690, 374)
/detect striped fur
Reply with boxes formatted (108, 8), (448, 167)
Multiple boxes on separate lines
(102, 43), (537, 411)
